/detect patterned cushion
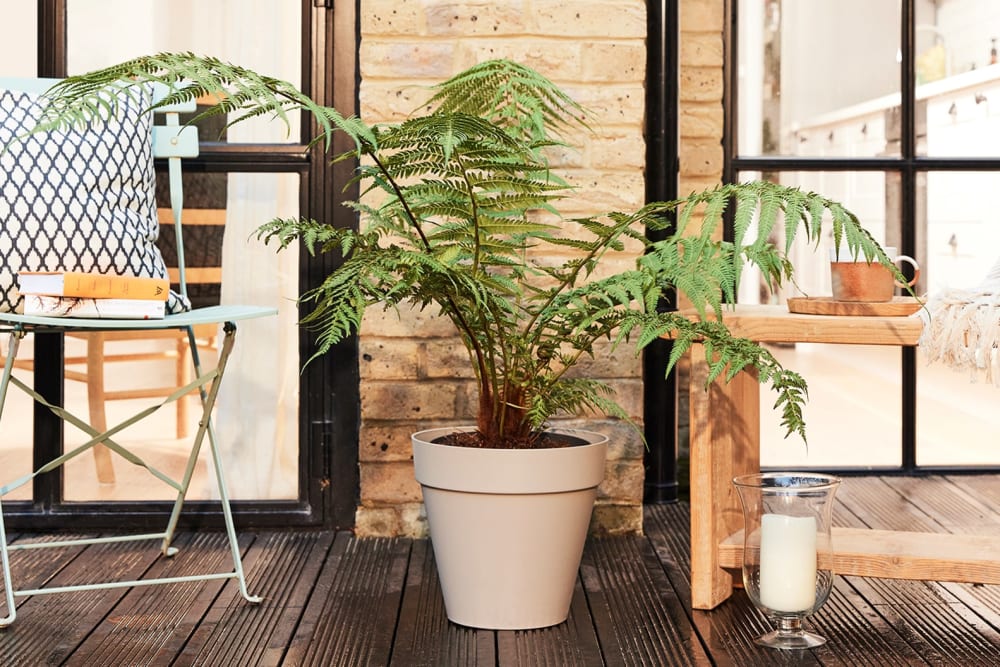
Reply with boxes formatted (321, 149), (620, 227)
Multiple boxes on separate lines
(0, 86), (190, 314)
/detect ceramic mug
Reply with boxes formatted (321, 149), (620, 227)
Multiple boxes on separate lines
(829, 247), (919, 302)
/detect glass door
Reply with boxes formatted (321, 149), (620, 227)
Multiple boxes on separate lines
(0, 0), (359, 527)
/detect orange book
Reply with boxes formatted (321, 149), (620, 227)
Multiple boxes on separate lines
(17, 271), (170, 301)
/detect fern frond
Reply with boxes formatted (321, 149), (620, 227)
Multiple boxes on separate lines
(34, 52), (371, 154)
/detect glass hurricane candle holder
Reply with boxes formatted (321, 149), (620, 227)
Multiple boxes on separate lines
(733, 472), (841, 650)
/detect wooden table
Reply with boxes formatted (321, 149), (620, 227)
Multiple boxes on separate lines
(677, 304), (1000, 610)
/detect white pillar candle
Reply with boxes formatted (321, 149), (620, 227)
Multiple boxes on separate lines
(759, 513), (817, 612)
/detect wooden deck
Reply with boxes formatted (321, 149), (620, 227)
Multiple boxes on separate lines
(3, 474), (1000, 665)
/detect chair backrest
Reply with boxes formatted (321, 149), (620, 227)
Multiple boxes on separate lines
(0, 77), (200, 303)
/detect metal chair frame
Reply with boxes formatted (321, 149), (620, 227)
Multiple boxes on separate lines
(0, 78), (275, 626)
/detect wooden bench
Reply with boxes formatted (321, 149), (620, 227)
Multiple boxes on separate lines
(678, 304), (1000, 610)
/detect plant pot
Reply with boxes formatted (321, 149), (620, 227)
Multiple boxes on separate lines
(412, 426), (609, 630)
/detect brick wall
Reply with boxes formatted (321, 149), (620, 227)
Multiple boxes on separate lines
(353, 0), (725, 537)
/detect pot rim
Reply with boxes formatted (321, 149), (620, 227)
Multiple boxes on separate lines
(412, 426), (609, 493)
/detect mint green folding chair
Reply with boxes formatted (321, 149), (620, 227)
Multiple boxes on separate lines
(0, 77), (275, 626)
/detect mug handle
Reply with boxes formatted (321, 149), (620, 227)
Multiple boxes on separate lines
(893, 255), (920, 287)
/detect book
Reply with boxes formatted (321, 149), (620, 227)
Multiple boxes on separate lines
(17, 271), (170, 301)
(22, 295), (166, 319)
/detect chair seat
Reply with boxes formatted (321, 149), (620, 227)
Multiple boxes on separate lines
(0, 304), (277, 331)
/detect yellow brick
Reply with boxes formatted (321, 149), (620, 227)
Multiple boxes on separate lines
(398, 503), (429, 538)
(353, 507), (402, 537)
(361, 380), (458, 420)
(598, 457), (645, 502)
(359, 422), (418, 462)
(565, 340), (642, 379)
(680, 141), (724, 178)
(425, 0), (528, 36)
(563, 419), (644, 461)
(360, 303), (458, 338)
(422, 339), (476, 379)
(680, 0), (725, 32)
(680, 105), (724, 139)
(360, 1), (427, 35)
(590, 503), (644, 536)
(678, 176), (724, 199)
(359, 460), (422, 504)
(360, 338), (420, 380)
(457, 41), (584, 80)
(680, 65), (724, 103)
(582, 43), (647, 82)
(572, 85), (646, 128)
(561, 169), (645, 212)
(681, 32), (724, 67)
(359, 84), (428, 123)
(359, 41), (456, 79)
(588, 133), (647, 170)
(601, 378), (643, 421)
(356, 4), (661, 537)
(531, 0), (646, 38)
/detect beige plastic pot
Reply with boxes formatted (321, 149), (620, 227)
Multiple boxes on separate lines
(411, 426), (608, 630)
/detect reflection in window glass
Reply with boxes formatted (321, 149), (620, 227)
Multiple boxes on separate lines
(0, 4), (36, 76)
(917, 0), (1000, 156)
(760, 344), (903, 469)
(736, 171), (902, 469)
(66, 0), (301, 144)
(736, 171), (891, 307)
(916, 173), (1000, 466)
(63, 172), (301, 502)
(738, 0), (901, 158)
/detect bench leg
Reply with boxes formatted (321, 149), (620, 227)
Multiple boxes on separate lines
(689, 346), (760, 610)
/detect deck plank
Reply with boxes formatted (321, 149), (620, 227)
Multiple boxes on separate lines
(0, 475), (998, 664)
(581, 535), (711, 666)
(390, 539), (494, 666)
(285, 532), (409, 667)
(0, 534), (166, 665)
(169, 531), (330, 666)
(63, 532), (245, 667)
(493, 578), (604, 666)
(0, 532), (91, 620)
(836, 475), (1000, 663)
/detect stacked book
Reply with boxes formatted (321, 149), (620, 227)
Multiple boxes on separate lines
(17, 271), (169, 319)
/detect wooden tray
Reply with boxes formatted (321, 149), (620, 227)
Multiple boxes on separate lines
(786, 296), (923, 317)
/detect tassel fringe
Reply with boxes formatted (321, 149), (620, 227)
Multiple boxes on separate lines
(918, 257), (1000, 386)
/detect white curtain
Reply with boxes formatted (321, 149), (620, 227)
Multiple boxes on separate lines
(212, 174), (300, 499)
(198, 0), (302, 499)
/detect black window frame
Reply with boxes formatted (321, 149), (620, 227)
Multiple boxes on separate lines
(724, 0), (1000, 476)
(4, 0), (361, 530)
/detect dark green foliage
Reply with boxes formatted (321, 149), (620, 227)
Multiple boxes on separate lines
(39, 55), (894, 447)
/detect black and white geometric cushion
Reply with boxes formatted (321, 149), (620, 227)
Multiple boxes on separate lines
(0, 86), (190, 314)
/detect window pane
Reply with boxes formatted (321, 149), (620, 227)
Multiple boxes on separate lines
(738, 0), (901, 157)
(0, 5), (36, 76)
(735, 171), (903, 467)
(916, 171), (1000, 465)
(760, 343), (903, 468)
(921, 67), (1000, 158)
(66, 0), (302, 144)
(62, 172), (301, 502)
(736, 170), (893, 306)
(916, 2), (1000, 157)
(0, 337), (35, 501)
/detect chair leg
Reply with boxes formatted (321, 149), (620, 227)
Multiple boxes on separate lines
(85, 334), (116, 485)
(176, 336), (190, 439)
(0, 331), (23, 627)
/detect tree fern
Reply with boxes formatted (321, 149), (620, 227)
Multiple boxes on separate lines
(25, 54), (898, 448)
